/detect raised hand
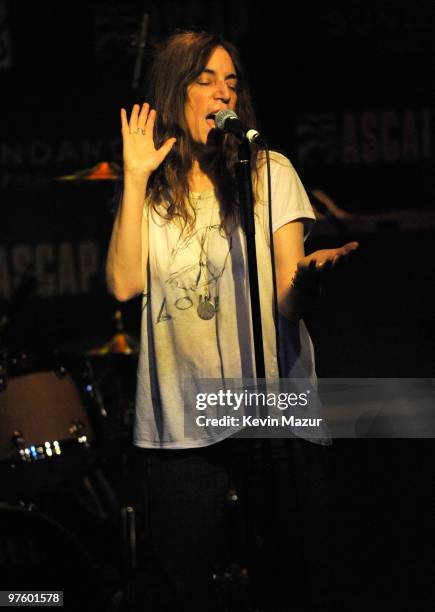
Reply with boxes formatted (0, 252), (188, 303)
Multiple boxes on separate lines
(292, 241), (360, 293)
(120, 103), (176, 179)
(297, 241), (359, 273)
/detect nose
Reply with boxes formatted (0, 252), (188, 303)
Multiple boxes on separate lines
(213, 81), (231, 104)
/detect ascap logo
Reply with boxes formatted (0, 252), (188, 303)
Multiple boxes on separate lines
(296, 109), (431, 165)
(0, 241), (100, 300)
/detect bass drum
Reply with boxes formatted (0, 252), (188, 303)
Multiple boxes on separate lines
(0, 351), (96, 499)
(0, 502), (107, 610)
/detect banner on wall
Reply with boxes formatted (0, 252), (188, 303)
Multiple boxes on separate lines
(0, 181), (124, 347)
(0, 182), (114, 301)
(295, 108), (432, 166)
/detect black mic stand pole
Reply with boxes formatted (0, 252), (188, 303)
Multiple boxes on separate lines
(235, 140), (273, 608)
(235, 140), (265, 381)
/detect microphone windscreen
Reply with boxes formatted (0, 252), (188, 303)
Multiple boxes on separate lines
(214, 109), (238, 131)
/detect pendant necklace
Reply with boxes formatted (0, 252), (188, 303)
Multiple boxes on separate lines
(193, 192), (217, 320)
(197, 292), (216, 320)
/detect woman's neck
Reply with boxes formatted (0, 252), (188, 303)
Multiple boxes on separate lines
(188, 159), (214, 192)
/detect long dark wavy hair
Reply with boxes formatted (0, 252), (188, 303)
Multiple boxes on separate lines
(144, 30), (260, 234)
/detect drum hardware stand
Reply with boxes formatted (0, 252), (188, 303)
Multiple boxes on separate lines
(83, 359), (108, 418)
(120, 505), (137, 610)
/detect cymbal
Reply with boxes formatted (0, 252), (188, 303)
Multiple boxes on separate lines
(85, 332), (139, 356)
(63, 310), (139, 357)
(57, 161), (121, 182)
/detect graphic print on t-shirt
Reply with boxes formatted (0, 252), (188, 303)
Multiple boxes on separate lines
(143, 219), (234, 322)
(165, 222), (232, 316)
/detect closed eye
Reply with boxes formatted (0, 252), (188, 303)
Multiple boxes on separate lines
(196, 73), (238, 91)
(197, 80), (237, 91)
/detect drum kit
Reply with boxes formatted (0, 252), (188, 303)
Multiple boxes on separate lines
(0, 162), (141, 610)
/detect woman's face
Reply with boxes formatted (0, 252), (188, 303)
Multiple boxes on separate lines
(185, 46), (238, 145)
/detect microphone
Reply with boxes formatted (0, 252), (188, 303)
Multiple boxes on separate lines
(214, 109), (263, 144)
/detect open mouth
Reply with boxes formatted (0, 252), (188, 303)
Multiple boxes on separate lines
(206, 113), (216, 127)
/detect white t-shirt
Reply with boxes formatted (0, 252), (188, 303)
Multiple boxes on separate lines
(134, 151), (317, 449)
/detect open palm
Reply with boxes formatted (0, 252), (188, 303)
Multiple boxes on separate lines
(120, 103), (176, 178)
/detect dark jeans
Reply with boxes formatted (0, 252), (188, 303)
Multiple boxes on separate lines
(136, 438), (332, 612)
(138, 440), (231, 611)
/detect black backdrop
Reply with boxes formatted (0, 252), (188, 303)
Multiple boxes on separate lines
(0, 2), (435, 610)
(1, 0), (433, 374)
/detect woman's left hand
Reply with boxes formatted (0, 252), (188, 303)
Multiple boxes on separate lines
(290, 241), (360, 295)
(297, 241), (360, 274)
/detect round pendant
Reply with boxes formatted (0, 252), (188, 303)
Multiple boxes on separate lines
(197, 297), (215, 320)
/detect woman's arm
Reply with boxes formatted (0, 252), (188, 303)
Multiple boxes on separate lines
(273, 220), (359, 321)
(105, 103), (176, 301)
(273, 220), (306, 322)
(106, 173), (150, 301)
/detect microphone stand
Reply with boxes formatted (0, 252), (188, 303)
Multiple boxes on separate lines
(235, 140), (265, 381)
(235, 140), (273, 609)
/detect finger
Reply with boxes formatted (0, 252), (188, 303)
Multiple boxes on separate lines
(145, 108), (157, 136)
(342, 241), (359, 254)
(337, 248), (357, 266)
(137, 102), (150, 129)
(316, 259), (333, 272)
(299, 259), (317, 277)
(128, 104), (140, 133)
(157, 137), (177, 161)
(120, 108), (129, 135)
(315, 259), (327, 270)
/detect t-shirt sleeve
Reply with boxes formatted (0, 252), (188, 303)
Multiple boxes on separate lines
(257, 151), (316, 240)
